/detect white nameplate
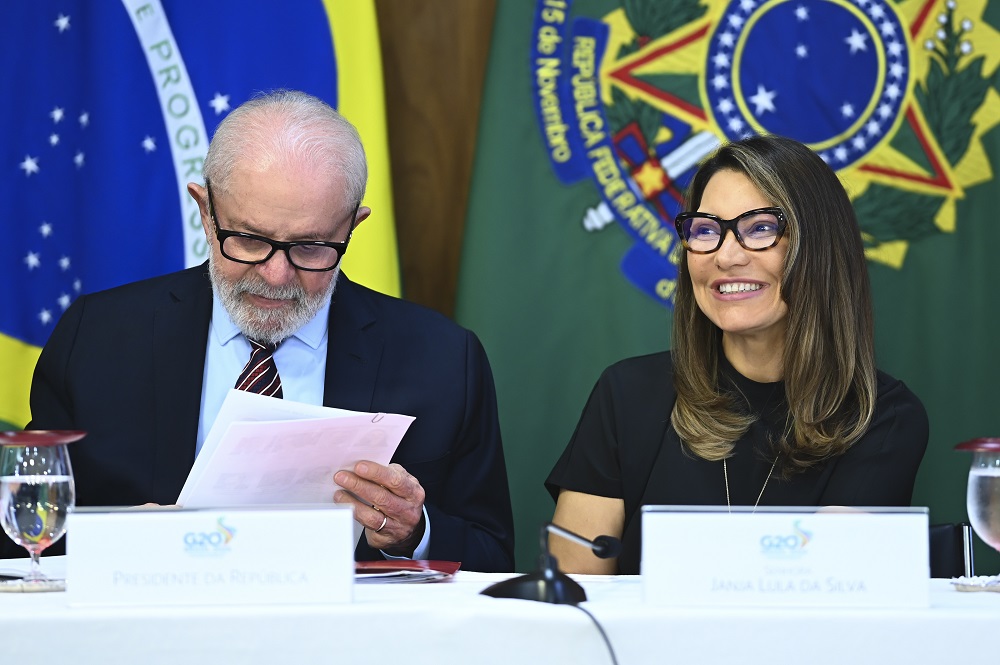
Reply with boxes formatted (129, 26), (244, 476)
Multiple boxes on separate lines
(642, 506), (929, 608)
(66, 505), (354, 606)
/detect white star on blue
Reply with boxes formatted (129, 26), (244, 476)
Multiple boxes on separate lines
(706, 0), (908, 169)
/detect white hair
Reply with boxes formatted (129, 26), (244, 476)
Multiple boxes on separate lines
(203, 90), (367, 207)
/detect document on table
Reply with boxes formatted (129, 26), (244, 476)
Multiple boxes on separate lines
(355, 560), (462, 584)
(176, 390), (415, 508)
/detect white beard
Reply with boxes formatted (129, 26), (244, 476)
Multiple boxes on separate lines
(208, 252), (337, 344)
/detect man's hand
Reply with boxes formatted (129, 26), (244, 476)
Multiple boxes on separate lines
(333, 461), (426, 556)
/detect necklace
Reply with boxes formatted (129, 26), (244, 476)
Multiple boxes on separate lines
(723, 456), (779, 514)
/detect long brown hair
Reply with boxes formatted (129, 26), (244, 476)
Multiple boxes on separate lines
(671, 135), (877, 474)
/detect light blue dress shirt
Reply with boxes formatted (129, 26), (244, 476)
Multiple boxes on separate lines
(196, 293), (429, 559)
(197, 296), (331, 453)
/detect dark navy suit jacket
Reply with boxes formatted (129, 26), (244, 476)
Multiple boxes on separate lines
(14, 265), (514, 571)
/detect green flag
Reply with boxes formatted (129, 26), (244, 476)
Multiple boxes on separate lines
(457, 0), (1000, 572)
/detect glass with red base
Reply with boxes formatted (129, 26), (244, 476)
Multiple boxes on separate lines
(0, 431), (81, 588)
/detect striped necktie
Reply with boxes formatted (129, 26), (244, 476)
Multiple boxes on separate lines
(235, 339), (283, 398)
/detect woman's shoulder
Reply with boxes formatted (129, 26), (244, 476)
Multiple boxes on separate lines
(599, 351), (674, 386)
(872, 368), (929, 436)
(875, 369), (927, 412)
(591, 351), (676, 408)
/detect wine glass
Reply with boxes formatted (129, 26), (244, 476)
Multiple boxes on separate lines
(956, 437), (1000, 579)
(0, 430), (82, 586)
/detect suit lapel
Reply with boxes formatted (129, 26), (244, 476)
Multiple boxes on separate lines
(151, 266), (214, 504)
(323, 276), (383, 412)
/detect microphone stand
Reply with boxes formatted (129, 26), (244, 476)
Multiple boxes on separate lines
(480, 523), (620, 605)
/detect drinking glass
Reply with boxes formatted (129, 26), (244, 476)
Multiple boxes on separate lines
(956, 437), (1000, 576)
(0, 430), (82, 584)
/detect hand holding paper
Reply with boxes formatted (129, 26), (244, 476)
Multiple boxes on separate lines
(334, 461), (427, 555)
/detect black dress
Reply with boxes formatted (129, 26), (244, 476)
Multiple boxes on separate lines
(545, 352), (929, 574)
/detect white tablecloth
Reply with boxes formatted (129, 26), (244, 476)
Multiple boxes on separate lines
(1, 557), (997, 664)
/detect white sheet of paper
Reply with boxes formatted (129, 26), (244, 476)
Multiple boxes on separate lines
(177, 390), (415, 513)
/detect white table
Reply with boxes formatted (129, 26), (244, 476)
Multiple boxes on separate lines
(1, 557), (997, 664)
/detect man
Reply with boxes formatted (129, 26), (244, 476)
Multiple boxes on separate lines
(12, 90), (514, 571)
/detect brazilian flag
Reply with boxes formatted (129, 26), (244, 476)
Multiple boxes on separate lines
(0, 0), (400, 430)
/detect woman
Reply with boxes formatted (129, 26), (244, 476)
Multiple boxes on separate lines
(545, 135), (928, 574)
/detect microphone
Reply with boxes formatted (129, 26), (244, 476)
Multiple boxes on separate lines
(546, 523), (622, 560)
(480, 523), (622, 605)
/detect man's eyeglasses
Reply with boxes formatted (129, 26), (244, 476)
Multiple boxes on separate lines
(206, 181), (359, 272)
(674, 207), (787, 254)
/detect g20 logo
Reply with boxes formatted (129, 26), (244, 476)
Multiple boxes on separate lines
(759, 520), (812, 558)
(183, 517), (236, 556)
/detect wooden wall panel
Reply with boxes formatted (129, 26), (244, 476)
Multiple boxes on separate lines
(375, 0), (497, 317)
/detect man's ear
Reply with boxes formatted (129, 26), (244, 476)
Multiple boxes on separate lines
(187, 182), (211, 236)
(354, 206), (372, 228)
